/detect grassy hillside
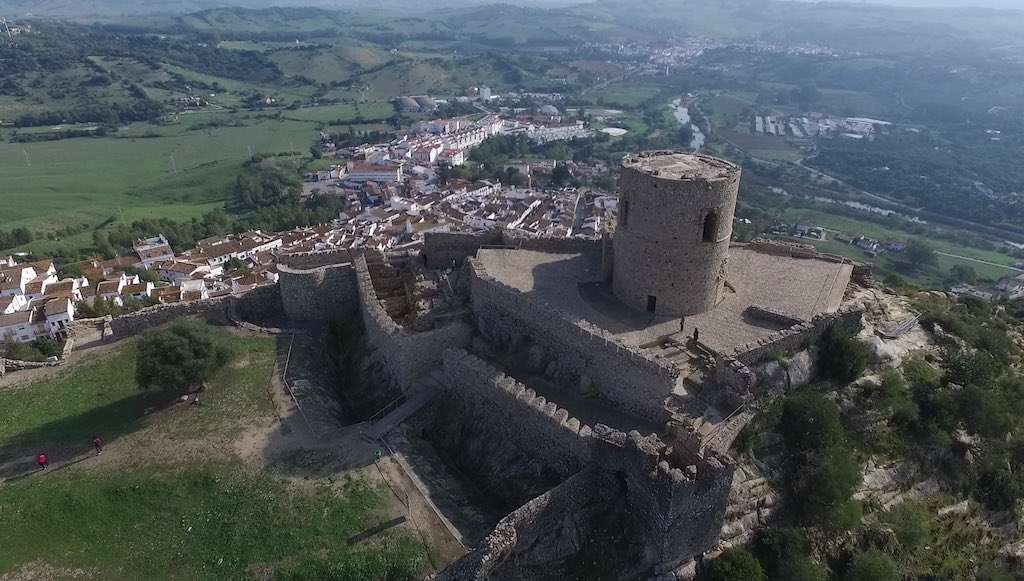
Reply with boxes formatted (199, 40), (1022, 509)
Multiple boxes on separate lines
(0, 327), (426, 580)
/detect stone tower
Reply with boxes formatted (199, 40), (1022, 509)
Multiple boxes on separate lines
(613, 151), (741, 317)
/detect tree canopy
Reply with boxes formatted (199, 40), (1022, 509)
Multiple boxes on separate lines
(707, 547), (765, 581)
(136, 320), (233, 396)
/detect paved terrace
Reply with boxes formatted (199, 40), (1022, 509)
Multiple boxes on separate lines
(477, 244), (853, 358)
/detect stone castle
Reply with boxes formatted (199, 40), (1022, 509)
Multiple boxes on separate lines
(273, 151), (867, 579)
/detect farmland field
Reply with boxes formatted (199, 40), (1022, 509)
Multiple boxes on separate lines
(0, 110), (362, 238)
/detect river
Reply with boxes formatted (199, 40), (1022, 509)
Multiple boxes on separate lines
(669, 98), (706, 150)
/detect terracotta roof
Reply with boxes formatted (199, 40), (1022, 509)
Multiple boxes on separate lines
(123, 283), (150, 295)
(0, 310), (33, 327)
(137, 245), (173, 261)
(96, 281), (120, 295)
(25, 260), (54, 273)
(98, 256), (137, 271)
(45, 299), (71, 316)
(152, 287), (181, 303)
(24, 280), (46, 295)
(44, 281), (75, 295)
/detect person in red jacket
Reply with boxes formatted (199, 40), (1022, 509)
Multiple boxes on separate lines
(37, 453), (48, 470)
(92, 436), (105, 455)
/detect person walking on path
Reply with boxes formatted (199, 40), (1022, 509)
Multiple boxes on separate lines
(37, 453), (48, 470)
(93, 436), (105, 455)
(692, 327), (700, 345)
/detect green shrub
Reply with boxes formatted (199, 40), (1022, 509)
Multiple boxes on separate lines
(845, 549), (899, 581)
(755, 528), (828, 581)
(881, 503), (930, 553)
(778, 393), (862, 526)
(818, 327), (870, 383)
(706, 547), (765, 581)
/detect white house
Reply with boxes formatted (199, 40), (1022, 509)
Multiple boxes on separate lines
(43, 298), (75, 341)
(42, 279), (83, 303)
(180, 279), (209, 301)
(23, 271), (58, 302)
(134, 235), (176, 269)
(0, 265), (36, 298)
(346, 162), (403, 184)
(0, 294), (27, 314)
(95, 278), (127, 306)
(0, 310), (39, 343)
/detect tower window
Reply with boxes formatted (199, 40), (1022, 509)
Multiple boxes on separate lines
(702, 211), (719, 243)
(620, 199), (629, 228)
(647, 295), (657, 313)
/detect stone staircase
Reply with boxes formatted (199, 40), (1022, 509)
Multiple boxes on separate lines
(362, 370), (445, 441)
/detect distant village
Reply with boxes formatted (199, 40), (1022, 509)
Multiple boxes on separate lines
(0, 103), (613, 348)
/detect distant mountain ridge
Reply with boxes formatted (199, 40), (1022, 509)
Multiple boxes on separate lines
(2, 0), (1019, 20)
(0, 0), (576, 19)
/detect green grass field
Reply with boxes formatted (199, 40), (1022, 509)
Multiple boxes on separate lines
(589, 84), (663, 108)
(282, 102), (396, 124)
(0, 327), (425, 580)
(776, 207), (1020, 268)
(0, 116), (318, 236)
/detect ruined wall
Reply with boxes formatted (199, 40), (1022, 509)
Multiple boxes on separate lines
(469, 258), (677, 424)
(277, 262), (358, 323)
(711, 356), (757, 407)
(108, 297), (229, 336)
(354, 254), (471, 391)
(704, 304), (863, 401)
(731, 304), (865, 366)
(442, 349), (592, 476)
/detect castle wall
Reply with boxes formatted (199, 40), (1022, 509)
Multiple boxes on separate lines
(437, 425), (736, 580)
(422, 231), (603, 271)
(277, 262), (358, 323)
(442, 349), (592, 476)
(434, 470), (604, 581)
(731, 304), (864, 366)
(354, 254), (471, 391)
(277, 248), (353, 270)
(423, 231), (502, 269)
(108, 297), (229, 336)
(502, 233), (604, 255)
(592, 426), (735, 574)
(706, 304), (864, 402)
(469, 258), (677, 424)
